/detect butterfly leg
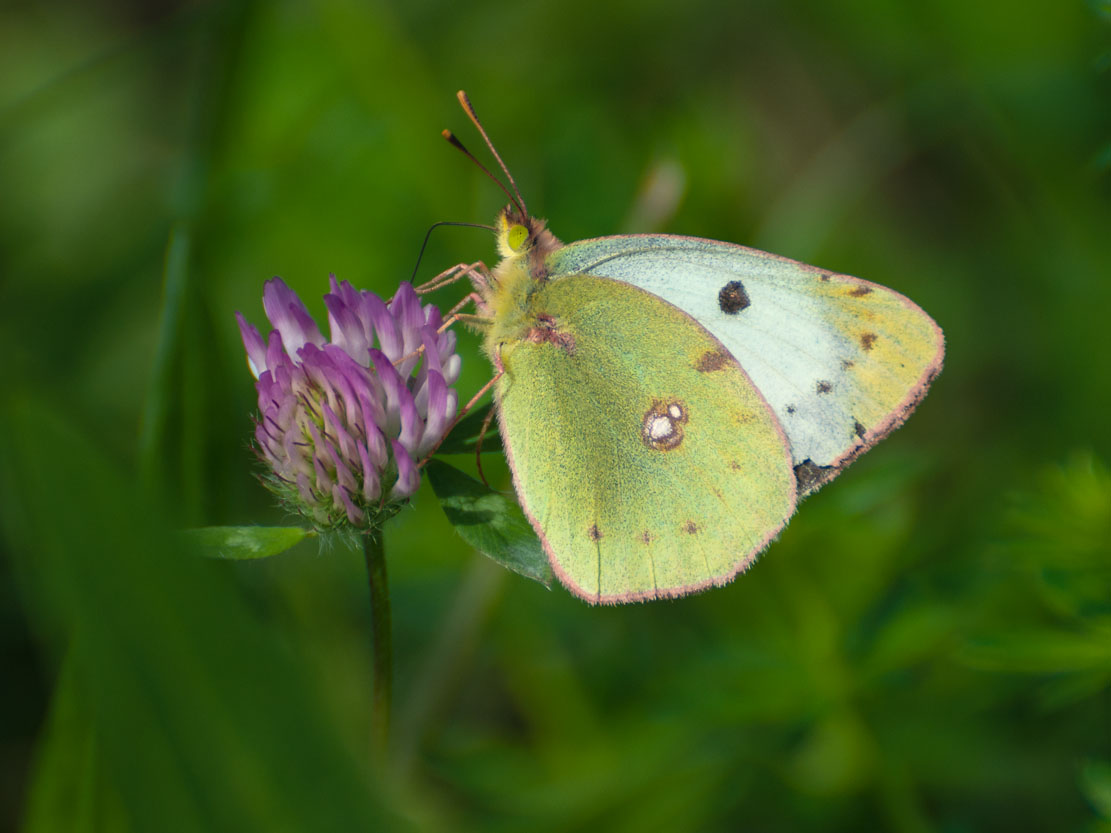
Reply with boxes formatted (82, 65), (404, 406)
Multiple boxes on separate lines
(386, 263), (495, 371)
(472, 399), (499, 488)
(414, 261), (496, 328)
(438, 293), (492, 333)
(415, 261), (490, 296)
(468, 347), (506, 480)
(457, 356), (503, 420)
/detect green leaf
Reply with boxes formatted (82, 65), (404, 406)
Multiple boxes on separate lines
(425, 458), (551, 588)
(434, 403), (502, 455)
(180, 526), (313, 560)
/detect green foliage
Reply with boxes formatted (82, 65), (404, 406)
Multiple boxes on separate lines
(180, 525), (315, 560)
(962, 455), (1111, 702)
(1, 399), (405, 832)
(1, 0), (1109, 831)
(426, 459), (551, 588)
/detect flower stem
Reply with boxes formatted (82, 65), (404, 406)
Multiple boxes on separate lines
(363, 531), (391, 763)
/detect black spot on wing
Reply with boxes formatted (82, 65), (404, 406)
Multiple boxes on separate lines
(794, 460), (837, 496)
(588, 524), (602, 541)
(816, 380), (833, 394)
(853, 420), (867, 439)
(718, 280), (750, 314)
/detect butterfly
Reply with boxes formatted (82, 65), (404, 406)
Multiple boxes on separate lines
(440, 92), (944, 604)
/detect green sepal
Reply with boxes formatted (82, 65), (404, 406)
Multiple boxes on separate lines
(434, 403), (503, 455)
(180, 526), (314, 560)
(425, 458), (551, 588)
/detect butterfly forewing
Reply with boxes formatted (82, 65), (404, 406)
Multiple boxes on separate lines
(495, 274), (796, 603)
(546, 236), (944, 487)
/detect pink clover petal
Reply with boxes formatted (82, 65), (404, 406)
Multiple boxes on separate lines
(321, 402), (359, 469)
(397, 391), (422, 455)
(436, 329), (459, 369)
(356, 388), (387, 448)
(442, 354), (462, 387)
(284, 432), (311, 479)
(302, 347), (345, 421)
(361, 407), (389, 469)
(272, 364), (294, 399)
(445, 389), (459, 426)
(334, 485), (365, 526)
(390, 282), (424, 335)
(265, 330), (288, 375)
(423, 304), (444, 330)
(362, 292), (400, 359)
(316, 346), (357, 419)
(330, 446), (359, 494)
(369, 348), (406, 433)
(254, 423), (274, 457)
(255, 371), (276, 412)
(438, 329), (459, 364)
(296, 473), (316, 506)
(388, 439), (420, 500)
(417, 370), (450, 457)
(262, 278), (324, 355)
(306, 420), (335, 470)
(330, 375), (365, 439)
(331, 277), (363, 314)
(412, 328), (446, 414)
(389, 284), (424, 375)
(324, 293), (370, 363)
(259, 423), (283, 460)
(357, 441), (382, 502)
(236, 313), (268, 378)
(321, 345), (375, 425)
(312, 454), (333, 494)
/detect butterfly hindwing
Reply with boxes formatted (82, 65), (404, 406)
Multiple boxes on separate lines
(546, 236), (944, 491)
(495, 274), (796, 603)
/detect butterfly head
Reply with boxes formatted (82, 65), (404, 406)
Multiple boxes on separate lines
(495, 206), (561, 266)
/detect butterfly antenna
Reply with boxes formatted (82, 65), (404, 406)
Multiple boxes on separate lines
(456, 90), (529, 218)
(410, 220), (494, 282)
(442, 129), (526, 219)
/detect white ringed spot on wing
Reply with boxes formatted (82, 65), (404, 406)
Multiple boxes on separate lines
(641, 399), (689, 451)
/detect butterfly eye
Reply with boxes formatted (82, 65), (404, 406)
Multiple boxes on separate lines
(507, 224), (529, 252)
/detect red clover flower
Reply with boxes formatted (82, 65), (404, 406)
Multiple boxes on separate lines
(236, 276), (460, 531)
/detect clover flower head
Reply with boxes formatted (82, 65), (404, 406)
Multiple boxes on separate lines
(236, 276), (460, 531)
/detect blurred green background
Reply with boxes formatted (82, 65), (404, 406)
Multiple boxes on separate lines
(2, 0), (1110, 830)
